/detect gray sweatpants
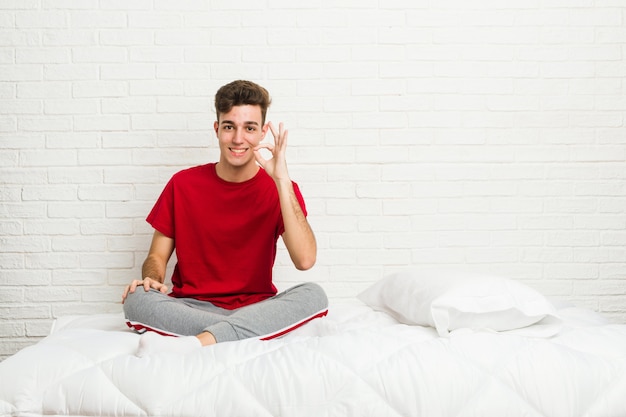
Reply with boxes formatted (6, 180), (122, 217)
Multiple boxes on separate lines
(123, 282), (328, 343)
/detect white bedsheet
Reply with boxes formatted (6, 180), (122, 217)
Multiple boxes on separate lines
(1, 303), (626, 417)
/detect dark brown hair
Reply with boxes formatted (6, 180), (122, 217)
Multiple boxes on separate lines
(214, 80), (272, 124)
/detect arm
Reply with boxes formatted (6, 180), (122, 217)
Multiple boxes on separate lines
(142, 230), (175, 283)
(122, 230), (175, 303)
(276, 179), (317, 270)
(254, 122), (317, 270)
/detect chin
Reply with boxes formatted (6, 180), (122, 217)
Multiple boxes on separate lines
(225, 157), (255, 169)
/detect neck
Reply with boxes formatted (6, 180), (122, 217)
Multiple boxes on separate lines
(215, 161), (259, 183)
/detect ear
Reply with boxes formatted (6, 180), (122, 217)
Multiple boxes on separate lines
(213, 120), (219, 135)
(261, 122), (269, 139)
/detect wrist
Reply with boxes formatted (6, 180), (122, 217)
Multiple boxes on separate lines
(274, 177), (292, 189)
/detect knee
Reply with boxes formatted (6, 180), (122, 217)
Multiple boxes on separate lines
(122, 290), (140, 318)
(301, 282), (329, 310)
(122, 288), (153, 318)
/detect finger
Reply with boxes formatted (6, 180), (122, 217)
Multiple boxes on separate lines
(268, 121), (277, 139)
(273, 122), (284, 144)
(268, 122), (286, 151)
(278, 128), (288, 151)
(253, 148), (267, 168)
(254, 142), (275, 166)
(143, 278), (152, 292)
(123, 279), (142, 302)
(129, 280), (141, 293)
(269, 121), (285, 146)
(254, 142), (274, 153)
(121, 285), (130, 303)
(159, 285), (168, 294)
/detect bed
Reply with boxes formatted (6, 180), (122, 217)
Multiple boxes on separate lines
(1, 269), (626, 417)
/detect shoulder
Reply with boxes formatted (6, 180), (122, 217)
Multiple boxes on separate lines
(169, 163), (214, 183)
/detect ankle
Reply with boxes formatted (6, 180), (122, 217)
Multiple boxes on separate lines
(196, 331), (217, 346)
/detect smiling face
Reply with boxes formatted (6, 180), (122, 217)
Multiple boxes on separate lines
(214, 104), (268, 182)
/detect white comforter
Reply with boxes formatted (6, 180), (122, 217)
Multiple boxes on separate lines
(1, 303), (626, 417)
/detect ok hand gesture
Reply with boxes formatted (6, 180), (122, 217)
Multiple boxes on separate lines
(254, 122), (290, 182)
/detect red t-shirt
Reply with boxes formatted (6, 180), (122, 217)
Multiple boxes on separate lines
(146, 163), (308, 309)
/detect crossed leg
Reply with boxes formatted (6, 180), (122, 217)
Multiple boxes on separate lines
(123, 282), (328, 356)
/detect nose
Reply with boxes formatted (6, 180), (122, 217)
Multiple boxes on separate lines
(233, 128), (245, 144)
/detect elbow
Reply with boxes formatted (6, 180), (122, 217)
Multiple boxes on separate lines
(294, 254), (316, 271)
(285, 231), (317, 271)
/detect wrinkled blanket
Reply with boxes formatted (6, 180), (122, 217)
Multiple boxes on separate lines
(1, 304), (626, 417)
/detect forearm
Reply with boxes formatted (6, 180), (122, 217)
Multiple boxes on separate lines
(277, 179), (317, 270)
(141, 254), (167, 283)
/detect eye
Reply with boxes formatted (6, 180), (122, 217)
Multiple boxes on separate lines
(246, 126), (256, 132)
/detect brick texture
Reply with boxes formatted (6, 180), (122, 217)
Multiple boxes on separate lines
(1, 1), (625, 360)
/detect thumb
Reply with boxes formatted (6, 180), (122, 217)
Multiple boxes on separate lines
(253, 148), (268, 168)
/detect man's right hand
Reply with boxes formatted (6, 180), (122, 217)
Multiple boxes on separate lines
(122, 277), (168, 303)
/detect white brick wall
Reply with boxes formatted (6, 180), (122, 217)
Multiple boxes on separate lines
(1, 1), (625, 359)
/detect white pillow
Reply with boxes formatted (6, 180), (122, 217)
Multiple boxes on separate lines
(357, 269), (561, 337)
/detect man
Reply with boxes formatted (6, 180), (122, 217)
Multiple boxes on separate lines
(122, 80), (328, 357)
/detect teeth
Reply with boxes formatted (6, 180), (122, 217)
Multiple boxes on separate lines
(231, 148), (246, 154)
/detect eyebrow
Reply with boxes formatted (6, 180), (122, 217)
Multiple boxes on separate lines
(220, 120), (260, 126)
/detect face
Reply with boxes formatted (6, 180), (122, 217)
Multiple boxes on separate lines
(214, 104), (268, 179)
